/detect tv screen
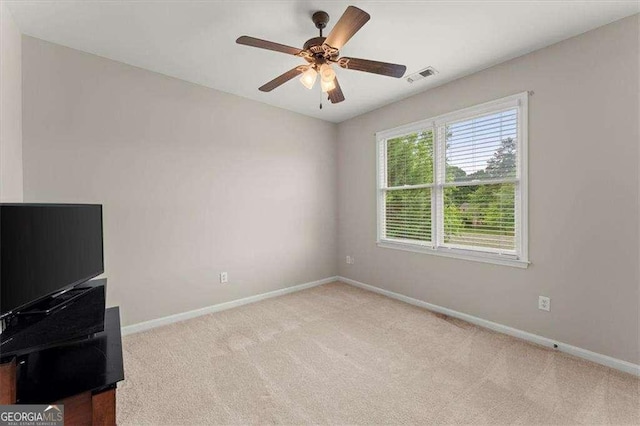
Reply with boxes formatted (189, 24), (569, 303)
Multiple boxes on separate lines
(0, 204), (104, 317)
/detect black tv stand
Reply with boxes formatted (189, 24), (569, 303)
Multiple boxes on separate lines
(1, 307), (124, 425)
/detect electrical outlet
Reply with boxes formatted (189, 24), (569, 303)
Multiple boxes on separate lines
(346, 256), (351, 264)
(220, 272), (228, 284)
(538, 296), (550, 311)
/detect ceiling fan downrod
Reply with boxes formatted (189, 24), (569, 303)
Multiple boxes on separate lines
(312, 11), (330, 38)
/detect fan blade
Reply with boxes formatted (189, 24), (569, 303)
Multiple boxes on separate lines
(337, 57), (406, 78)
(328, 77), (345, 104)
(236, 36), (302, 56)
(324, 6), (370, 50)
(259, 67), (306, 92)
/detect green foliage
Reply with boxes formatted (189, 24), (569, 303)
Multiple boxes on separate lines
(486, 137), (516, 178)
(385, 133), (517, 249)
(386, 132), (433, 186)
(385, 132), (433, 242)
(385, 188), (431, 241)
(443, 204), (463, 242)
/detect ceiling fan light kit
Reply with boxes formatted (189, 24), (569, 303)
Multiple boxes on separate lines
(236, 5), (407, 108)
(320, 78), (336, 93)
(319, 63), (336, 83)
(300, 68), (318, 90)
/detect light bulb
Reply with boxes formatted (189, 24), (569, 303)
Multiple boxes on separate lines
(321, 78), (336, 93)
(319, 63), (336, 83)
(299, 68), (317, 90)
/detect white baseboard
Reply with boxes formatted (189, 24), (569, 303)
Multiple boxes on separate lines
(121, 276), (338, 336)
(338, 276), (640, 377)
(121, 273), (638, 377)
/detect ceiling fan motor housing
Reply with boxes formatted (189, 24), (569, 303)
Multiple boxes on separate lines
(303, 37), (326, 52)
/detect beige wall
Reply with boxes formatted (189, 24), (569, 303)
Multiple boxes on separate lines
(19, 15), (640, 364)
(337, 15), (639, 364)
(0, 2), (22, 201)
(22, 36), (338, 326)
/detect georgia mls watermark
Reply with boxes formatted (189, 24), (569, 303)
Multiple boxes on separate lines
(0, 405), (64, 426)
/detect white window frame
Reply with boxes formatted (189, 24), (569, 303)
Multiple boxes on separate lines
(376, 92), (529, 268)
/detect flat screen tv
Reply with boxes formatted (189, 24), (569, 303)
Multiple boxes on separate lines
(0, 204), (104, 318)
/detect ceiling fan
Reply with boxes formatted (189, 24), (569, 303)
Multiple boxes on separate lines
(236, 5), (406, 107)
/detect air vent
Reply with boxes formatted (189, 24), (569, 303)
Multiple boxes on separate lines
(407, 67), (438, 83)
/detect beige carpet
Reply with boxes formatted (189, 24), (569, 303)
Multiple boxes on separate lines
(117, 282), (639, 425)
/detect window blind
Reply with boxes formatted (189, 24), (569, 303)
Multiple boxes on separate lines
(444, 109), (517, 181)
(383, 131), (433, 243)
(440, 109), (519, 253)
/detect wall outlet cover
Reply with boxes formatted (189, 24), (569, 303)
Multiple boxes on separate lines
(220, 272), (228, 283)
(538, 296), (550, 311)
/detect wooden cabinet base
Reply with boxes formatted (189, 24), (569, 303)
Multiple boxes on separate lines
(58, 392), (92, 425)
(92, 389), (116, 426)
(0, 358), (17, 404)
(56, 388), (116, 426)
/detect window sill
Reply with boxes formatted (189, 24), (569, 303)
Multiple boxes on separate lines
(376, 240), (530, 269)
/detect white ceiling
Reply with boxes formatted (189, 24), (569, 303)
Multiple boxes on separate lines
(7, 1), (639, 123)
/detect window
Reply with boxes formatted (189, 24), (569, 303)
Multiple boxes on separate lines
(376, 93), (528, 267)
